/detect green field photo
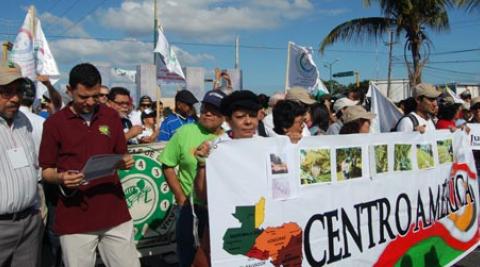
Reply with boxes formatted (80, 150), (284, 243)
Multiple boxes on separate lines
(336, 147), (363, 181)
(417, 144), (434, 169)
(300, 148), (331, 185)
(437, 139), (453, 164)
(394, 144), (413, 171)
(374, 145), (388, 174)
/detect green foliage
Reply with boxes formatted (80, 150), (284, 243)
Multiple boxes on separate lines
(374, 145), (388, 173)
(336, 147), (363, 180)
(417, 144), (434, 169)
(394, 144), (413, 171)
(300, 149), (332, 184)
(437, 139), (454, 164)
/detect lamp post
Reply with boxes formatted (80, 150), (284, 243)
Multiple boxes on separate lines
(323, 59), (339, 94)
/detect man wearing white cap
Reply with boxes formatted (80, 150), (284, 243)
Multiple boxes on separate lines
(395, 83), (440, 133)
(327, 97), (358, 135)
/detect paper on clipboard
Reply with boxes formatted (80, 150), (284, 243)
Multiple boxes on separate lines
(82, 154), (123, 181)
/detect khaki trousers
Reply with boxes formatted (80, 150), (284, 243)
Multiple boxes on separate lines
(59, 220), (140, 267)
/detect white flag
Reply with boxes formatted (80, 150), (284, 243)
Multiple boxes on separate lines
(111, 67), (136, 82)
(286, 42), (327, 95)
(154, 27), (185, 80)
(10, 8), (59, 98)
(368, 81), (403, 133)
(445, 86), (465, 104)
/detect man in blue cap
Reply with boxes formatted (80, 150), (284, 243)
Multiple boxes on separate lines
(158, 89), (198, 141)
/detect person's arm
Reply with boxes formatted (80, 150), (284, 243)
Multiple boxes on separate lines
(193, 141), (211, 203)
(125, 125), (144, 140)
(42, 168), (84, 189)
(163, 166), (187, 205)
(37, 75), (62, 112)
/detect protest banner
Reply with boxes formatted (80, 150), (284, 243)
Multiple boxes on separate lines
(206, 131), (479, 266)
(118, 143), (175, 243)
(285, 42), (327, 95)
(468, 124), (480, 150)
(10, 6), (59, 98)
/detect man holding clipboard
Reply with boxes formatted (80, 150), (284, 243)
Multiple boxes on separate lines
(39, 63), (139, 267)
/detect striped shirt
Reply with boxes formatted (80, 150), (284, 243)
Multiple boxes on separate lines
(0, 111), (39, 214)
(157, 113), (196, 141)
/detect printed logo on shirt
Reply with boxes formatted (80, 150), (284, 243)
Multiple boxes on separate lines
(99, 125), (110, 136)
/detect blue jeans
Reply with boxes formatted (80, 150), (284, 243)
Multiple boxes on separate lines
(175, 204), (208, 267)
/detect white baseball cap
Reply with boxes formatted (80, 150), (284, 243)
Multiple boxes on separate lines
(333, 97), (358, 113)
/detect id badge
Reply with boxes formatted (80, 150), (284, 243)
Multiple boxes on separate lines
(7, 147), (29, 169)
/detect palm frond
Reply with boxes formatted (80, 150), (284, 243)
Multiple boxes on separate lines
(456, 0), (480, 11)
(319, 17), (395, 53)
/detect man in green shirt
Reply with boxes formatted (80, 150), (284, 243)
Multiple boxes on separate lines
(159, 90), (225, 267)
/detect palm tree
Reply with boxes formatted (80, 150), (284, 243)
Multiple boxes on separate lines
(456, 0), (480, 11)
(320, 0), (454, 86)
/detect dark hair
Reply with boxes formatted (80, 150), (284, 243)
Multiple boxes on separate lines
(403, 97), (417, 114)
(20, 78), (36, 107)
(339, 118), (369, 134)
(68, 63), (101, 89)
(437, 103), (461, 121)
(273, 100), (306, 135)
(257, 94), (269, 109)
(309, 103), (330, 132)
(141, 110), (157, 122)
(108, 87), (130, 101)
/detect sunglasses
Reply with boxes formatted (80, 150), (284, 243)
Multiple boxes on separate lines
(0, 86), (25, 99)
(99, 93), (108, 97)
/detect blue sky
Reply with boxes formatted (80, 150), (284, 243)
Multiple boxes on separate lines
(0, 0), (479, 97)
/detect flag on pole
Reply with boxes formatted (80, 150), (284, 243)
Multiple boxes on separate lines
(111, 67), (136, 82)
(368, 81), (403, 133)
(285, 42), (327, 95)
(10, 6), (59, 98)
(154, 27), (185, 81)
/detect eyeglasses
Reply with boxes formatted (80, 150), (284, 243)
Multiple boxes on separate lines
(112, 100), (130, 106)
(140, 103), (152, 108)
(99, 93), (108, 97)
(0, 86), (24, 99)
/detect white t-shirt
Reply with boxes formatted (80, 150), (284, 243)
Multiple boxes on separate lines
(129, 110), (142, 126)
(396, 112), (436, 132)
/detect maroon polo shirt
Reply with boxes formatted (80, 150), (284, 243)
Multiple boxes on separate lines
(39, 104), (131, 235)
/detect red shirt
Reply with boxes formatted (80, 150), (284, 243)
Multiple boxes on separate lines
(39, 104), (131, 235)
(436, 119), (455, 130)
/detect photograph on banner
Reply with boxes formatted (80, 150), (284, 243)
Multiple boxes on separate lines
(437, 138), (454, 164)
(271, 178), (291, 200)
(336, 147), (363, 181)
(372, 144), (388, 174)
(417, 143), (435, 169)
(394, 144), (413, 171)
(269, 153), (288, 175)
(299, 148), (331, 185)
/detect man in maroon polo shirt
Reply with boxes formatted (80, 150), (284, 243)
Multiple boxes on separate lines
(39, 63), (140, 267)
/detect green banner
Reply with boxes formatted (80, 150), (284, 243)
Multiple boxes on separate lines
(118, 143), (175, 241)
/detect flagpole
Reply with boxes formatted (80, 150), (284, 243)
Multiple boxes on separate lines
(284, 42), (291, 92)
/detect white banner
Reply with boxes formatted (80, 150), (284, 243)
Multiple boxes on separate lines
(369, 81), (403, 133)
(468, 124), (480, 150)
(154, 27), (185, 81)
(286, 42), (327, 94)
(111, 67), (136, 82)
(10, 8), (59, 98)
(207, 131), (479, 266)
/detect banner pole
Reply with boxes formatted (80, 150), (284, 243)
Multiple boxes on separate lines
(284, 42), (291, 92)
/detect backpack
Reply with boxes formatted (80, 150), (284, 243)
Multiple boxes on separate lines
(391, 113), (419, 132)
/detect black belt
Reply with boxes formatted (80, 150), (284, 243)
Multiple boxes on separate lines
(0, 207), (34, 221)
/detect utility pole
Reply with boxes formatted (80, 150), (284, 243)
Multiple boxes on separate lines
(235, 36), (239, 69)
(153, 0), (158, 65)
(386, 30), (395, 98)
(323, 59), (339, 94)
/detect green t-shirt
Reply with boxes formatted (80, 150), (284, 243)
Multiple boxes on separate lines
(159, 123), (219, 204)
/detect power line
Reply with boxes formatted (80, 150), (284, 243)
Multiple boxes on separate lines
(0, 31), (388, 54)
(424, 66), (478, 76)
(57, 0), (80, 18)
(61, 0), (107, 35)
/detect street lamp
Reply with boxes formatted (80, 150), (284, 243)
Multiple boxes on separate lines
(323, 59), (339, 94)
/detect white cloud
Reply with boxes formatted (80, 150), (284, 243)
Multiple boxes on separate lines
(39, 12), (90, 37)
(50, 38), (214, 67)
(96, 0), (316, 41)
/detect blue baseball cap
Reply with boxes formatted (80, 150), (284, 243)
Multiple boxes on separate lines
(202, 90), (226, 109)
